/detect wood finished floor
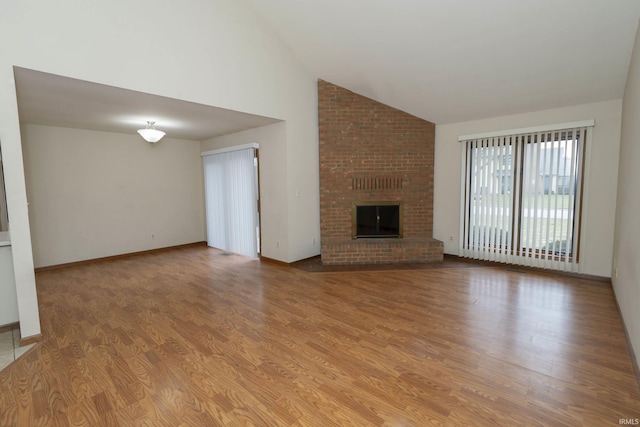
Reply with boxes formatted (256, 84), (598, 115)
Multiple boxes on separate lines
(1, 246), (639, 426)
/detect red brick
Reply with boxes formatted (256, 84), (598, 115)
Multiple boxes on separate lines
(319, 80), (443, 265)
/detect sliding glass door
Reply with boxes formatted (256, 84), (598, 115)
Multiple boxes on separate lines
(202, 145), (259, 259)
(460, 124), (589, 272)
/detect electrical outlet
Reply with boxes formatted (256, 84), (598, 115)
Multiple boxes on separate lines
(151, 233), (155, 239)
(276, 241), (280, 248)
(312, 237), (316, 245)
(449, 236), (453, 241)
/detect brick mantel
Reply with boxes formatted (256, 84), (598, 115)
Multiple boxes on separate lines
(318, 80), (443, 264)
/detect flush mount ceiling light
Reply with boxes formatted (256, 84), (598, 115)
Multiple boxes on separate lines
(137, 121), (166, 143)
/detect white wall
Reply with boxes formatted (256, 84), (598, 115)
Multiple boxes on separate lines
(22, 125), (205, 268)
(0, 77), (39, 338)
(613, 21), (640, 366)
(284, 88), (321, 261)
(435, 99), (622, 277)
(0, 0), (318, 338)
(201, 122), (301, 262)
(0, 245), (18, 326)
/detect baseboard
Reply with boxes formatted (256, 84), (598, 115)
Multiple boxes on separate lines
(258, 255), (290, 266)
(628, 338), (640, 392)
(612, 292), (640, 391)
(34, 242), (207, 272)
(0, 322), (19, 334)
(20, 334), (42, 347)
(259, 254), (323, 267)
(288, 255), (322, 266)
(444, 254), (611, 283)
(0, 323), (42, 347)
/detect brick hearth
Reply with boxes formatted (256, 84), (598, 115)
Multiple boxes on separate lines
(318, 80), (443, 265)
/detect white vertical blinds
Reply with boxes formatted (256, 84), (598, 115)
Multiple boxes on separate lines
(203, 147), (258, 259)
(460, 124), (590, 272)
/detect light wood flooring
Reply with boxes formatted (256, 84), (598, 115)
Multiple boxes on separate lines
(1, 246), (639, 426)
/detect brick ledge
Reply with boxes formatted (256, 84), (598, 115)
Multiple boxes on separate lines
(321, 238), (443, 265)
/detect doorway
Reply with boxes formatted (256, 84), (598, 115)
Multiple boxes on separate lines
(202, 143), (260, 258)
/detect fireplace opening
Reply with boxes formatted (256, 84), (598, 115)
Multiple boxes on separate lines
(352, 202), (403, 239)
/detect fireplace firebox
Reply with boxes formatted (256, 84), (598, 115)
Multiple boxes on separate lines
(352, 202), (403, 239)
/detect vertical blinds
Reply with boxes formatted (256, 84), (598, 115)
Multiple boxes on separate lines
(460, 124), (590, 272)
(203, 147), (258, 259)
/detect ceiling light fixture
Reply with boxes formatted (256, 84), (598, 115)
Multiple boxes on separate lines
(137, 121), (166, 143)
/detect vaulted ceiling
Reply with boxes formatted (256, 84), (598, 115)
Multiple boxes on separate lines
(248, 0), (640, 124)
(15, 1), (640, 136)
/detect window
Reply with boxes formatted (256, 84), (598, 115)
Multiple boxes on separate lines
(459, 121), (592, 272)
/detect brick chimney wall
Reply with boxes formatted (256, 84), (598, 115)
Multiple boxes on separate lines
(318, 80), (443, 264)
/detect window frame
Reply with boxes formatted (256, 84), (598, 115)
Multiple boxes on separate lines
(458, 120), (593, 272)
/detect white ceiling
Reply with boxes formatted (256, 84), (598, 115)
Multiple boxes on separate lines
(14, 2), (640, 134)
(248, 0), (640, 124)
(14, 68), (280, 141)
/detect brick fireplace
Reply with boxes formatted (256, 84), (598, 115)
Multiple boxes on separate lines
(318, 80), (443, 265)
